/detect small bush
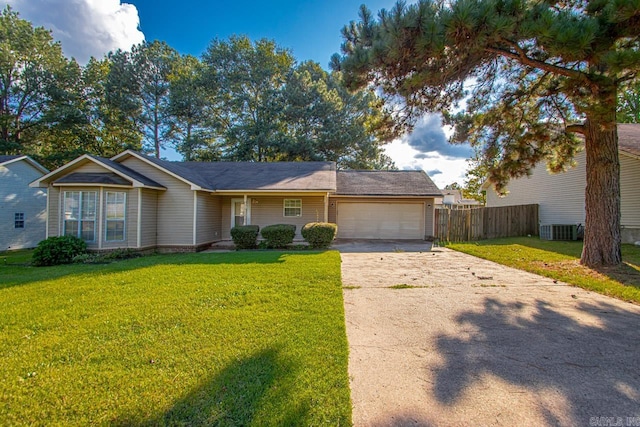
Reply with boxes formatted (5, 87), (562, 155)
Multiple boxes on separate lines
(301, 222), (337, 249)
(261, 224), (296, 249)
(73, 249), (141, 264)
(231, 225), (260, 249)
(32, 236), (87, 266)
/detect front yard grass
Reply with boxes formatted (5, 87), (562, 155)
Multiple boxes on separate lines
(0, 251), (350, 425)
(448, 237), (640, 304)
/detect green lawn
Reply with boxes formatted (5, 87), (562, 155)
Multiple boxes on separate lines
(0, 251), (351, 425)
(448, 237), (640, 303)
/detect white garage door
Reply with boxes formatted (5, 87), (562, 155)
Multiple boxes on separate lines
(337, 202), (424, 239)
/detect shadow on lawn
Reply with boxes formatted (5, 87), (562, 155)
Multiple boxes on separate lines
(434, 297), (640, 425)
(465, 238), (640, 287)
(116, 348), (308, 425)
(0, 250), (321, 290)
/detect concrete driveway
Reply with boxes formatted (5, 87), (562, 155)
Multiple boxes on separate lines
(338, 243), (640, 426)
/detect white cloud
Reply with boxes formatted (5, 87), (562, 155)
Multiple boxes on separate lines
(1, 0), (145, 64)
(384, 139), (469, 189)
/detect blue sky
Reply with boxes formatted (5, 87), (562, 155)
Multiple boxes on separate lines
(1, 0), (473, 187)
(130, 0), (395, 69)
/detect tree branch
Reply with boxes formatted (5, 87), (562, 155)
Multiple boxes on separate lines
(485, 43), (584, 81)
(566, 123), (586, 135)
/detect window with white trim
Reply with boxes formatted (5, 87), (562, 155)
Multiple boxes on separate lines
(64, 191), (97, 242)
(283, 199), (302, 217)
(105, 191), (126, 241)
(14, 212), (24, 229)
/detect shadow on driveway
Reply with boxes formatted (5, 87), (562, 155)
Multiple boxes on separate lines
(332, 239), (433, 253)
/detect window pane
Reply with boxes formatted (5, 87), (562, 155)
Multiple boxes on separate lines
(284, 199), (302, 217)
(81, 221), (95, 241)
(64, 192), (80, 220)
(81, 192), (96, 220)
(64, 220), (79, 237)
(15, 212), (24, 228)
(106, 192), (125, 219)
(106, 220), (125, 241)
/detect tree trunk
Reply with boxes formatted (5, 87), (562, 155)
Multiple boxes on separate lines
(581, 117), (622, 267)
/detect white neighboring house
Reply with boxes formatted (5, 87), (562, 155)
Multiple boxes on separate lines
(0, 155), (49, 251)
(435, 189), (482, 209)
(482, 124), (640, 243)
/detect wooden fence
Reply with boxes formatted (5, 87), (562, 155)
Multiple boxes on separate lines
(434, 204), (539, 242)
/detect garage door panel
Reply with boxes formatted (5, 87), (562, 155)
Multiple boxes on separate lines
(337, 202), (424, 239)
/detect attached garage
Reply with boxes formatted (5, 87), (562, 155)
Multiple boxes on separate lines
(329, 170), (442, 240)
(336, 202), (425, 239)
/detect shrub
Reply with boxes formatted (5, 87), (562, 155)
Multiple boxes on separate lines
(261, 224), (296, 249)
(230, 225), (260, 249)
(301, 222), (337, 249)
(32, 236), (87, 266)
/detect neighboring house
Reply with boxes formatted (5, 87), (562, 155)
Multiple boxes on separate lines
(483, 123), (640, 243)
(31, 150), (442, 252)
(434, 189), (482, 209)
(1, 155), (49, 250)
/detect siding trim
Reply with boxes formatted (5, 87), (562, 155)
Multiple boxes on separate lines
(137, 188), (142, 248)
(58, 189), (62, 236)
(98, 188), (104, 249)
(193, 191), (198, 245)
(324, 193), (329, 222)
(45, 185), (50, 239)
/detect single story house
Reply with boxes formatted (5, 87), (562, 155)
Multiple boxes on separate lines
(1, 155), (49, 250)
(482, 123), (640, 243)
(31, 150), (441, 252)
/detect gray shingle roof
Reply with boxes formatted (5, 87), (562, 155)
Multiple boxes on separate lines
(617, 124), (640, 157)
(183, 161), (336, 191)
(56, 172), (132, 186)
(336, 170), (442, 197)
(124, 153), (337, 191)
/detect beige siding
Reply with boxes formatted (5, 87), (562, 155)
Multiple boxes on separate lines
(620, 153), (640, 229)
(72, 162), (116, 174)
(328, 196), (435, 239)
(0, 160), (47, 250)
(48, 186), (60, 237)
(220, 195), (325, 239)
(196, 192), (222, 244)
(485, 151), (587, 225)
(119, 156), (194, 245)
(140, 189), (158, 248)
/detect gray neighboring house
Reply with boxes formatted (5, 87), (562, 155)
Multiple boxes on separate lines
(31, 150), (442, 252)
(1, 155), (49, 250)
(483, 123), (640, 243)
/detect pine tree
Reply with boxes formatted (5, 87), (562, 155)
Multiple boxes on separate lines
(333, 0), (640, 267)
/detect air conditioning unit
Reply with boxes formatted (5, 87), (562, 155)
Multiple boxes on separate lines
(540, 224), (578, 241)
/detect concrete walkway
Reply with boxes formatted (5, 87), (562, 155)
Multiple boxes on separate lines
(339, 244), (640, 426)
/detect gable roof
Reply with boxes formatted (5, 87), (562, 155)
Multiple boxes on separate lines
(617, 123), (640, 158)
(31, 154), (165, 189)
(112, 150), (336, 192)
(183, 161), (336, 191)
(0, 155), (49, 174)
(336, 170), (442, 197)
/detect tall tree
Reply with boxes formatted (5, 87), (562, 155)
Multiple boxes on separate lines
(0, 6), (70, 155)
(168, 54), (218, 161)
(201, 36), (293, 161)
(281, 61), (396, 168)
(334, 1), (640, 267)
(133, 40), (179, 158)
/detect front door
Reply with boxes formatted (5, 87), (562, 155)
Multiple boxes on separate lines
(231, 198), (251, 228)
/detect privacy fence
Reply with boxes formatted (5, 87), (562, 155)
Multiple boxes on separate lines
(434, 204), (539, 242)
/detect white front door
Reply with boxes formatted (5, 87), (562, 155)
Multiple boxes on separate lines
(231, 198), (251, 228)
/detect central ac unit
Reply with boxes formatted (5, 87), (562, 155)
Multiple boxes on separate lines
(540, 224), (578, 241)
